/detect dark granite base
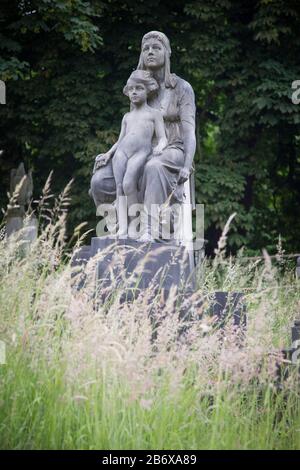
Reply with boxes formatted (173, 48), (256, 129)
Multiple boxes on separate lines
(72, 237), (195, 297)
(93, 237), (194, 290)
(71, 237), (247, 329)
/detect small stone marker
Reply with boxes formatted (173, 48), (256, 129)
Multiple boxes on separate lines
(6, 162), (37, 249)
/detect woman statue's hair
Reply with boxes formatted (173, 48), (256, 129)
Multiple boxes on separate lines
(137, 31), (176, 89)
(123, 70), (159, 97)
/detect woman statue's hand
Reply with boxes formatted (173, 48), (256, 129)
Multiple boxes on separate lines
(93, 152), (111, 173)
(178, 167), (190, 184)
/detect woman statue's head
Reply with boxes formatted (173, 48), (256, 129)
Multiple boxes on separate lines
(137, 31), (176, 88)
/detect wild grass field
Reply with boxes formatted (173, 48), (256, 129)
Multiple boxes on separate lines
(0, 192), (299, 450)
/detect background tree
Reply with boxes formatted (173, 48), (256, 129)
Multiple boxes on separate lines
(185, 0), (300, 253)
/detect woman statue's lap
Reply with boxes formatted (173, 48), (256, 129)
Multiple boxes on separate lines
(142, 147), (185, 208)
(90, 160), (116, 207)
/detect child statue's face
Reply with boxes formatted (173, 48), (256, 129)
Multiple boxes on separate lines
(127, 79), (147, 105)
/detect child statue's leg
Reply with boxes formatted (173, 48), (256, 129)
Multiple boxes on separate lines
(112, 149), (128, 197)
(112, 149), (128, 237)
(123, 151), (149, 238)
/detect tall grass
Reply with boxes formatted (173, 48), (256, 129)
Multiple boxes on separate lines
(0, 196), (299, 449)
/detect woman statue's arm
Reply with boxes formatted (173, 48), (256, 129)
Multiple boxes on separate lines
(178, 121), (196, 184)
(178, 82), (196, 184)
(153, 110), (168, 155)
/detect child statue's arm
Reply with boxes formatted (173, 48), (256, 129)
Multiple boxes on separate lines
(153, 111), (168, 156)
(106, 114), (127, 157)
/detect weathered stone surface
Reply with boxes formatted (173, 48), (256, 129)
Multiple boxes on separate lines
(6, 163), (35, 241)
(6, 216), (23, 238)
(71, 237), (195, 295)
(93, 237), (194, 290)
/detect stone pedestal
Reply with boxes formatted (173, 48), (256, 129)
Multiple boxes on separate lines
(71, 239), (247, 330)
(72, 237), (195, 298)
(94, 237), (194, 290)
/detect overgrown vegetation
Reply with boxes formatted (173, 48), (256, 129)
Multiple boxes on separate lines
(0, 195), (299, 449)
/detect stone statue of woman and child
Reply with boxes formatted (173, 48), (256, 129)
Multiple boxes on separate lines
(75, 31), (198, 291)
(89, 31), (196, 244)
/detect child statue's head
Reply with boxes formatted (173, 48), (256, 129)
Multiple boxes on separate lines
(123, 70), (159, 102)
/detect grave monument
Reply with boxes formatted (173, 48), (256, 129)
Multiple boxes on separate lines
(74, 31), (200, 296)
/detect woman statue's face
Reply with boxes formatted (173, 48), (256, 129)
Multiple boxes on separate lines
(142, 38), (165, 70)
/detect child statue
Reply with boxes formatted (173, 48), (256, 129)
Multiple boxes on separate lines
(94, 70), (167, 235)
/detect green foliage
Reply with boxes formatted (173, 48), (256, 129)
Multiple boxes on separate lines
(0, 0), (300, 253)
(184, 0), (300, 253)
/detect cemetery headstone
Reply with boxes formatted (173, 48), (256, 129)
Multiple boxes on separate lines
(6, 162), (37, 250)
